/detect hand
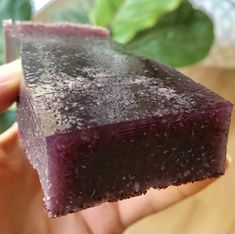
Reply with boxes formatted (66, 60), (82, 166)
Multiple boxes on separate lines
(0, 61), (230, 234)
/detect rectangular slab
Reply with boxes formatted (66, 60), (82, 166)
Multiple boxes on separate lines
(4, 21), (233, 217)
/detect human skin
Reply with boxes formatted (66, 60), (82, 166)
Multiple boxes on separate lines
(0, 60), (230, 234)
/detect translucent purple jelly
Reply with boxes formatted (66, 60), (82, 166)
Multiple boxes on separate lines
(4, 21), (233, 217)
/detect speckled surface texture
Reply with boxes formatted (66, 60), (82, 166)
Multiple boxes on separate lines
(5, 22), (233, 217)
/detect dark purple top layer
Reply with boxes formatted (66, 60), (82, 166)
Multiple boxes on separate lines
(4, 21), (232, 136)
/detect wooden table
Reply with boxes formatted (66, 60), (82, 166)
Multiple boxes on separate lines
(126, 65), (235, 234)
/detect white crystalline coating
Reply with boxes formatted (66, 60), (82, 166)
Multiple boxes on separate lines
(19, 32), (229, 137)
(183, 171), (191, 177)
(157, 87), (193, 108)
(133, 182), (140, 192)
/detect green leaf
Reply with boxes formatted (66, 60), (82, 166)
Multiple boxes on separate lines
(50, 0), (94, 24)
(50, 8), (91, 24)
(127, 2), (214, 67)
(91, 0), (124, 27)
(0, 110), (16, 133)
(0, 0), (32, 21)
(0, 0), (32, 64)
(111, 0), (183, 43)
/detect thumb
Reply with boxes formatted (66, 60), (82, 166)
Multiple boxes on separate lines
(0, 60), (21, 113)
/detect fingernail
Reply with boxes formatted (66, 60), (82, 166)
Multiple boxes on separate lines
(0, 64), (12, 84)
(0, 60), (21, 84)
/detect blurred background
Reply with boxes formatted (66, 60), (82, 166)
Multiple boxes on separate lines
(0, 0), (235, 233)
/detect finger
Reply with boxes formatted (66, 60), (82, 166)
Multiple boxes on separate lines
(0, 60), (21, 113)
(0, 123), (19, 153)
(118, 155), (231, 228)
(225, 154), (232, 169)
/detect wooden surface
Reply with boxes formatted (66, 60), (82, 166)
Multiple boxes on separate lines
(125, 65), (235, 234)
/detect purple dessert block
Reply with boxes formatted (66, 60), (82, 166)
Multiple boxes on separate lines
(4, 21), (233, 217)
